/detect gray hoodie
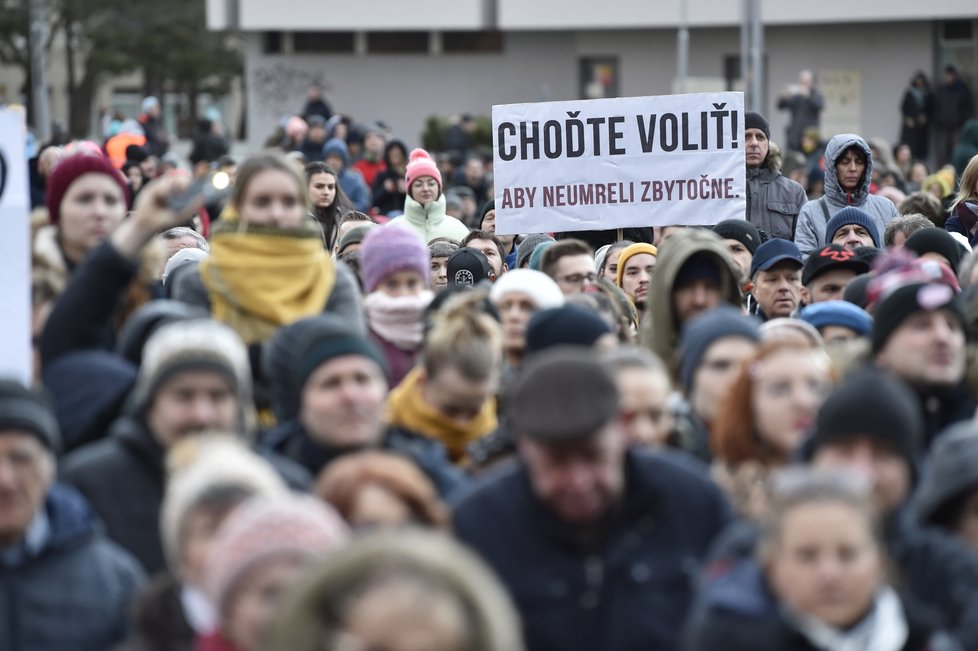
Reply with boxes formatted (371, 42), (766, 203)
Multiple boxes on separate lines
(793, 134), (899, 257)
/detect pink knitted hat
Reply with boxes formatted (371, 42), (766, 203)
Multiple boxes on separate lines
(360, 224), (431, 293)
(404, 148), (442, 195)
(203, 495), (348, 614)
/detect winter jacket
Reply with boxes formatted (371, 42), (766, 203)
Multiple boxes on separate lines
(61, 416), (309, 574)
(322, 138), (372, 212)
(777, 90), (824, 151)
(745, 154), (807, 241)
(370, 140), (408, 216)
(917, 383), (977, 450)
(952, 120), (978, 178)
(388, 194), (471, 244)
(945, 201), (978, 247)
(452, 449), (731, 651)
(793, 134), (899, 257)
(260, 417), (466, 498)
(934, 79), (975, 130)
(640, 229), (742, 365)
(0, 484), (145, 651)
(113, 574), (194, 651)
(683, 560), (948, 651)
(706, 510), (978, 651)
(138, 114), (170, 157)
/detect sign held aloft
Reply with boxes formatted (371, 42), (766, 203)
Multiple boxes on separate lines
(492, 92), (746, 235)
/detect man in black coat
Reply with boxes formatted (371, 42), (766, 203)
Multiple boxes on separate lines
(452, 347), (731, 651)
(59, 318), (267, 574)
(0, 380), (144, 651)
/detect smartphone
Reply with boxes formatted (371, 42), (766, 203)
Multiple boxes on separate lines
(168, 171), (232, 216)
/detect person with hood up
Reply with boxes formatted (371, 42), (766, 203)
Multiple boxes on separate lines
(322, 137), (371, 212)
(388, 148), (470, 244)
(914, 421), (978, 554)
(640, 228), (743, 365)
(793, 134), (899, 257)
(743, 112), (807, 240)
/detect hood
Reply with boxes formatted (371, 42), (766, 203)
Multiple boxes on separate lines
(42, 351), (137, 454)
(45, 483), (100, 551)
(640, 229), (742, 363)
(323, 137), (350, 167)
(824, 134), (873, 207)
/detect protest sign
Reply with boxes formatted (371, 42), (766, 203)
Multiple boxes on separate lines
(492, 92), (746, 235)
(0, 109), (33, 384)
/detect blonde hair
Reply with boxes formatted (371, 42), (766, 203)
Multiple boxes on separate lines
(951, 154), (978, 212)
(423, 289), (503, 382)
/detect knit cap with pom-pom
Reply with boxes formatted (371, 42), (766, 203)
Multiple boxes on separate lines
(405, 148), (443, 194)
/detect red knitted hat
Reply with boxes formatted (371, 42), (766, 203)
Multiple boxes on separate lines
(404, 148), (442, 195)
(45, 153), (130, 224)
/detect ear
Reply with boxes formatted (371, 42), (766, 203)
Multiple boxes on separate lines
(800, 285), (811, 305)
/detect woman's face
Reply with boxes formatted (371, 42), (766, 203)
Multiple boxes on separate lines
(378, 270), (426, 298)
(225, 555), (306, 651)
(238, 169), (306, 228)
(308, 172), (337, 209)
(602, 248), (624, 283)
(910, 162), (928, 184)
(389, 147), (406, 168)
(767, 501), (882, 629)
(411, 176), (439, 205)
(430, 257), (449, 291)
(180, 506), (234, 587)
(751, 349), (829, 460)
(58, 173), (126, 259)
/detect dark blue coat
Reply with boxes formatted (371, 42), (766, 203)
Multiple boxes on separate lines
(0, 484), (144, 651)
(452, 449), (731, 651)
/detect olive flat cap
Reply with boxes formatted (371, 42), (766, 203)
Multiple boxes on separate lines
(507, 346), (619, 441)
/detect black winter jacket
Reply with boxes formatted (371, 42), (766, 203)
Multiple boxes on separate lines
(452, 449), (731, 651)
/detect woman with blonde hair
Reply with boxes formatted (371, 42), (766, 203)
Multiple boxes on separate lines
(266, 529), (524, 651)
(945, 154), (978, 247)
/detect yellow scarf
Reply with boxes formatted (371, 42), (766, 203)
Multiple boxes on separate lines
(200, 214), (335, 344)
(384, 367), (497, 464)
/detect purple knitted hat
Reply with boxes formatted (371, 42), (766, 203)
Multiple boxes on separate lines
(360, 224), (431, 293)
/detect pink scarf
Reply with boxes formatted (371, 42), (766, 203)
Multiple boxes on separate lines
(364, 290), (433, 351)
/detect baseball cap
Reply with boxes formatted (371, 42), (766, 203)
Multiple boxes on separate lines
(749, 238), (804, 278)
(801, 244), (871, 286)
(447, 247), (492, 287)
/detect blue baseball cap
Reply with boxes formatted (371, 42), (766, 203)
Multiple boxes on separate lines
(749, 238), (804, 278)
(799, 300), (873, 336)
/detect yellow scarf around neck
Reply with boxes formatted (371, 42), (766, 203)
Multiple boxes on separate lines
(384, 367), (497, 463)
(200, 215), (335, 344)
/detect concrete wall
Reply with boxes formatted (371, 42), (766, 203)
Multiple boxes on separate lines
(244, 21), (935, 152)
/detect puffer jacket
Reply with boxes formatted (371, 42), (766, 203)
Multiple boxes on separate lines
(388, 194), (471, 244)
(0, 484), (145, 651)
(746, 146), (808, 241)
(793, 134), (899, 257)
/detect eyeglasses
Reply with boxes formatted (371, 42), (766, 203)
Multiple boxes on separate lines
(559, 272), (597, 286)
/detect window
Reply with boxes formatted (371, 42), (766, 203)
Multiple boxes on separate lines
(442, 31), (504, 53)
(263, 32), (283, 54)
(367, 31), (429, 54)
(293, 32), (356, 53)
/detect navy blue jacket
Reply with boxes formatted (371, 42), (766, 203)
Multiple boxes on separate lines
(0, 484), (144, 651)
(452, 449), (731, 651)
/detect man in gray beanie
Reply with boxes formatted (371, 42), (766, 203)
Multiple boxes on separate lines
(61, 319), (256, 573)
(744, 111), (807, 241)
(0, 379), (145, 651)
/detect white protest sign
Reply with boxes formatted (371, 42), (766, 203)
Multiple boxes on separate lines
(0, 110), (33, 385)
(492, 92), (746, 234)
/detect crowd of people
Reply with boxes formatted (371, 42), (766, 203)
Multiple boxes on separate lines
(6, 67), (978, 651)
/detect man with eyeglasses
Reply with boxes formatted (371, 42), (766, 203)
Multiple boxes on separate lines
(673, 306), (761, 461)
(539, 239), (597, 295)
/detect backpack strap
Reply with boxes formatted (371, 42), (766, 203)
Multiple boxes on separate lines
(819, 196), (831, 223)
